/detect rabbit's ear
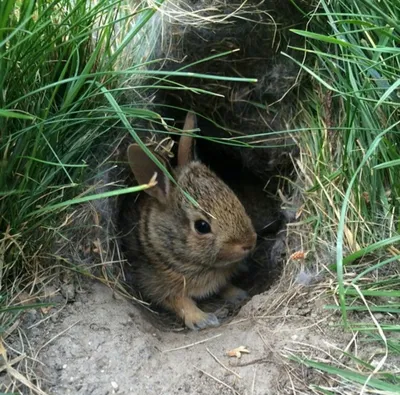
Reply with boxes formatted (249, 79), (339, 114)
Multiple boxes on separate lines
(178, 112), (198, 167)
(127, 144), (170, 204)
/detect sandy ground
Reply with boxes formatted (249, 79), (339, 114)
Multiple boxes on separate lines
(2, 275), (354, 395)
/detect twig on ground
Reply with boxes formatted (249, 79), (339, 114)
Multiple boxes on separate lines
(194, 365), (242, 395)
(28, 302), (68, 330)
(206, 347), (242, 379)
(251, 367), (257, 395)
(34, 320), (81, 358)
(232, 357), (272, 367)
(7, 366), (48, 395)
(162, 333), (222, 353)
(3, 319), (21, 340)
(0, 354), (26, 374)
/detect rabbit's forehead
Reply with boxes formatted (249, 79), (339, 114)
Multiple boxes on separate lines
(178, 164), (238, 208)
(188, 184), (240, 214)
(177, 163), (252, 231)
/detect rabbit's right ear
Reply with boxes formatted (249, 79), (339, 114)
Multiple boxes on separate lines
(178, 112), (198, 167)
(127, 144), (170, 204)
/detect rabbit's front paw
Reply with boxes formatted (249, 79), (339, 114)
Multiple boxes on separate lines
(167, 295), (220, 330)
(221, 285), (249, 306)
(185, 310), (220, 330)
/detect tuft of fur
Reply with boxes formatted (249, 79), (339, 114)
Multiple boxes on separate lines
(295, 269), (322, 286)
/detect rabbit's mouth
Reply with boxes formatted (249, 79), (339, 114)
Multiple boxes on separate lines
(215, 234), (257, 266)
(215, 247), (254, 267)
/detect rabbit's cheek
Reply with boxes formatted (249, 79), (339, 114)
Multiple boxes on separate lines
(187, 232), (215, 254)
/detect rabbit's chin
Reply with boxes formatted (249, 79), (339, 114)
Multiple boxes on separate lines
(213, 258), (246, 269)
(215, 248), (253, 268)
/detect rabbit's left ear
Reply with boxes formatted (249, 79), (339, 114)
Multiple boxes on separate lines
(127, 144), (171, 205)
(178, 112), (199, 167)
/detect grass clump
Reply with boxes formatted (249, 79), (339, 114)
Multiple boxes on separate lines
(0, 0), (168, 351)
(0, 1), (181, 391)
(287, 0), (400, 392)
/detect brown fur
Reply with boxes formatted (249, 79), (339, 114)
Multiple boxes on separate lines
(119, 113), (257, 330)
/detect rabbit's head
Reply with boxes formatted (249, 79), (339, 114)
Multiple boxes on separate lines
(127, 112), (257, 269)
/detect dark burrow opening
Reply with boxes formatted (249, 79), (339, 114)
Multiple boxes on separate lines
(116, 110), (296, 331)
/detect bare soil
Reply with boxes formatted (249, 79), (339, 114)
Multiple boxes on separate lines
(3, 274), (353, 395)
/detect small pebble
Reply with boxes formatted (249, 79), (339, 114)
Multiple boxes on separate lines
(50, 309), (59, 323)
(25, 309), (38, 326)
(61, 283), (76, 301)
(30, 328), (40, 338)
(111, 381), (118, 389)
(371, 358), (382, 368)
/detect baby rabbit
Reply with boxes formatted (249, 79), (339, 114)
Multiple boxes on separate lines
(119, 112), (257, 330)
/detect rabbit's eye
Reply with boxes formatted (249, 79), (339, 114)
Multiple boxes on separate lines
(194, 219), (211, 234)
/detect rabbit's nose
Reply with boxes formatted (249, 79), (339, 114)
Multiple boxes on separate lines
(242, 244), (253, 251)
(242, 232), (257, 251)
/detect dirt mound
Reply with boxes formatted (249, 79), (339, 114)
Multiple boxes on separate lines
(3, 275), (351, 395)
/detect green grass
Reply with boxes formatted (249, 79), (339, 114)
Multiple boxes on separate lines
(286, 0), (400, 392)
(0, 0), (166, 340)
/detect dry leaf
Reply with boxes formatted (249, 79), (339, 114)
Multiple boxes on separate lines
(226, 346), (250, 359)
(92, 239), (102, 255)
(40, 306), (52, 315)
(92, 210), (100, 227)
(295, 207), (303, 219)
(289, 251), (305, 261)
